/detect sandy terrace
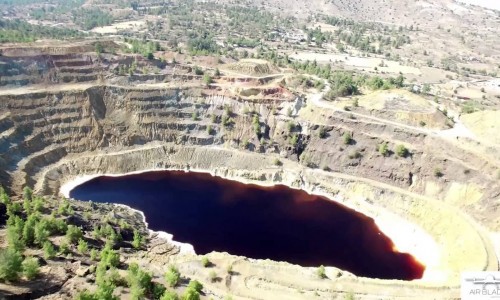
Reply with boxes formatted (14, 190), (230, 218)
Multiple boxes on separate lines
(91, 20), (146, 34)
(290, 52), (422, 75)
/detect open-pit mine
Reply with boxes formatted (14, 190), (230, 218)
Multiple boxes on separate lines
(0, 0), (499, 299)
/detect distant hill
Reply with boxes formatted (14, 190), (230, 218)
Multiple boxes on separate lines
(457, 0), (500, 11)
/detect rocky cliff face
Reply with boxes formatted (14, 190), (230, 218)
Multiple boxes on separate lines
(0, 72), (498, 228)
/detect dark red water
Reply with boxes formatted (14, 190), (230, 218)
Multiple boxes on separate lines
(69, 170), (424, 280)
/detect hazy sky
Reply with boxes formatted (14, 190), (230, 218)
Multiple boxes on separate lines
(457, 0), (500, 11)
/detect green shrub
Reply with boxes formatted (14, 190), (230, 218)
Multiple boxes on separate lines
(0, 247), (23, 281)
(43, 241), (56, 259)
(287, 120), (295, 133)
(130, 281), (145, 299)
(209, 270), (217, 282)
(34, 220), (49, 246)
(44, 217), (67, 235)
(165, 265), (180, 287)
(300, 153), (314, 167)
(8, 214), (24, 234)
(378, 142), (389, 156)
(152, 282), (167, 300)
(201, 256), (210, 268)
(66, 225), (83, 244)
(222, 115), (233, 127)
(90, 248), (99, 261)
(345, 291), (355, 300)
(242, 139), (250, 149)
(22, 257), (40, 280)
(58, 198), (73, 216)
(192, 111), (199, 121)
(182, 287), (200, 300)
(23, 186), (33, 202)
(127, 262), (153, 292)
(78, 239), (89, 255)
(32, 197), (44, 212)
(368, 76), (385, 90)
(107, 229), (122, 245)
(318, 126), (327, 139)
(95, 262), (107, 285)
(203, 74), (213, 86)
(95, 280), (118, 300)
(161, 290), (179, 300)
(23, 215), (38, 246)
(343, 132), (352, 145)
(317, 265), (326, 279)
(23, 199), (31, 215)
(0, 191), (10, 205)
(434, 168), (444, 177)
(132, 230), (143, 249)
(108, 267), (127, 287)
(76, 289), (97, 300)
(95, 42), (104, 55)
(325, 71), (359, 99)
(348, 151), (362, 159)
(93, 225), (102, 239)
(395, 144), (408, 157)
(193, 66), (204, 75)
(7, 225), (25, 252)
(206, 125), (214, 135)
(59, 242), (70, 255)
(252, 115), (261, 136)
(461, 102), (476, 114)
(422, 83), (431, 94)
(7, 202), (22, 216)
(187, 280), (203, 293)
(118, 220), (130, 230)
(101, 224), (115, 238)
(100, 244), (120, 268)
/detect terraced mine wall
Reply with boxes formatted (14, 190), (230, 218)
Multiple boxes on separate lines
(1, 83), (498, 220)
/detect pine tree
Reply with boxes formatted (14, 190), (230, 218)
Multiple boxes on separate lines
(0, 248), (23, 281)
(22, 257), (40, 280)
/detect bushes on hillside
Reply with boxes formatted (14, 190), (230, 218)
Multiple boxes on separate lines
(66, 225), (83, 244)
(395, 144), (408, 157)
(165, 266), (181, 287)
(0, 248), (23, 282)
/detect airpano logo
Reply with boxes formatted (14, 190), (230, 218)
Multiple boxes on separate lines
(462, 272), (500, 299)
